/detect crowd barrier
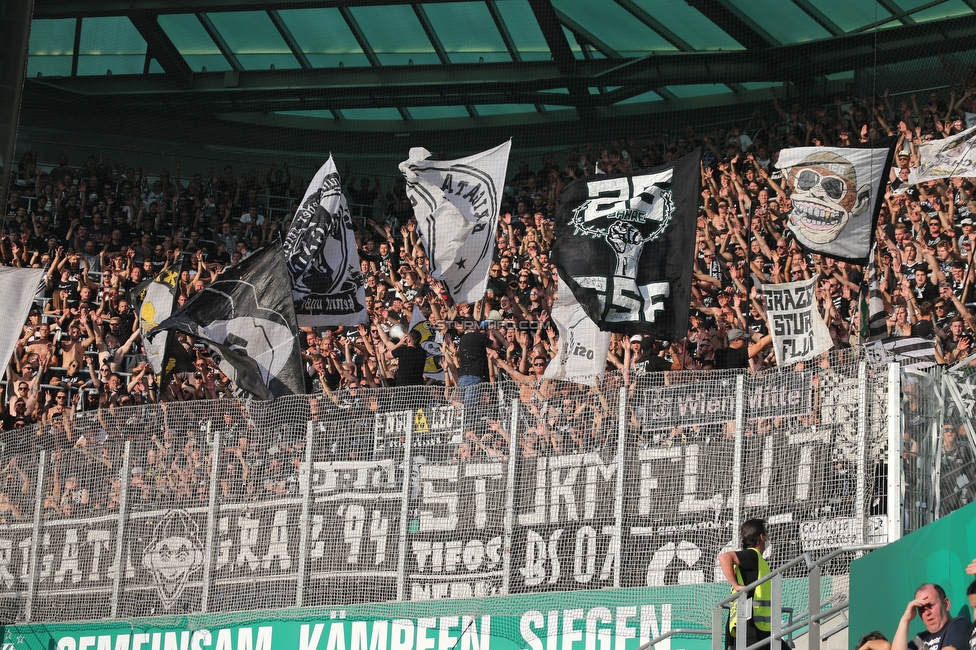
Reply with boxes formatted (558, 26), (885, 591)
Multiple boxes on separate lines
(0, 354), (901, 627)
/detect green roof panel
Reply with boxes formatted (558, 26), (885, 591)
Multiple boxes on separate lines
(474, 104), (539, 116)
(276, 110), (335, 119)
(157, 14), (232, 72)
(810, 0), (892, 32)
(27, 18), (75, 77)
(552, 0), (677, 56)
(347, 5), (440, 65)
(422, 3), (512, 63)
(889, 0), (971, 22)
(406, 106), (470, 119)
(616, 90), (665, 104)
(665, 84), (734, 98)
(734, 0), (833, 44)
(205, 11), (301, 70)
(340, 108), (404, 120)
(77, 16), (147, 76)
(277, 8), (370, 68)
(631, 0), (744, 50)
(492, 0), (551, 61)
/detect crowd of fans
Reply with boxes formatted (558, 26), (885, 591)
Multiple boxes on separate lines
(2, 68), (976, 518)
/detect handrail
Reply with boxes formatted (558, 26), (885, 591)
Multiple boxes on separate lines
(714, 551), (814, 609)
(639, 543), (886, 650)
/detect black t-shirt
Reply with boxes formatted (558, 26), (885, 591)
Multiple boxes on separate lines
(392, 345), (427, 386)
(457, 331), (492, 380)
(733, 548), (762, 595)
(715, 345), (749, 369)
(909, 616), (971, 650)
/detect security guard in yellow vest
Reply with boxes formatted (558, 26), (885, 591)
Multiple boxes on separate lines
(719, 519), (781, 650)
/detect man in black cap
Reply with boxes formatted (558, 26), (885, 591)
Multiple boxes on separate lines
(715, 329), (772, 370)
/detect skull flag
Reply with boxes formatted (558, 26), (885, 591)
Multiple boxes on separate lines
(283, 156), (366, 327)
(550, 149), (701, 338)
(148, 240), (306, 400)
(779, 143), (895, 263)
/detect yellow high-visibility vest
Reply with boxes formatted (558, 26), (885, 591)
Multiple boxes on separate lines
(729, 547), (772, 635)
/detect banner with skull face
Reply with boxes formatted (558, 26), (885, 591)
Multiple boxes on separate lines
(283, 156), (367, 327)
(779, 144), (894, 263)
(550, 149), (700, 338)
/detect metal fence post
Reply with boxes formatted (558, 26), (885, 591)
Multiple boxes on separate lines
(200, 432), (221, 613)
(808, 563), (822, 650)
(109, 440), (132, 618)
(23, 450), (46, 623)
(855, 361), (868, 545)
(613, 385), (627, 588)
(887, 363), (902, 541)
(501, 397), (519, 595)
(394, 412), (414, 601)
(295, 421), (314, 607)
(730, 375), (746, 542)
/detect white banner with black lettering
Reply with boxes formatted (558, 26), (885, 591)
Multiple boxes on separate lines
(762, 275), (832, 365)
(908, 124), (976, 185)
(399, 141), (511, 304)
(544, 276), (611, 384)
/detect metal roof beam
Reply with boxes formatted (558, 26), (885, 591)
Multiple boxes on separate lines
(267, 10), (311, 70)
(554, 9), (622, 59)
(487, 0), (522, 62)
(788, 0), (843, 36)
(526, 0), (588, 118)
(684, 0), (777, 49)
(338, 6), (380, 67)
(196, 13), (242, 72)
(34, 0), (483, 19)
(24, 14), (976, 105)
(128, 11), (194, 85)
(875, 0), (915, 25)
(611, 0), (694, 51)
(412, 4), (450, 64)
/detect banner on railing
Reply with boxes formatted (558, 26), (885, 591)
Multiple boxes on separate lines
(0, 361), (890, 625)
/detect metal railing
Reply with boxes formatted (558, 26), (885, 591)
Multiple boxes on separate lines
(637, 544), (886, 650)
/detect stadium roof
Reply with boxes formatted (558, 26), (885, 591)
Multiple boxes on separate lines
(23, 0), (976, 154)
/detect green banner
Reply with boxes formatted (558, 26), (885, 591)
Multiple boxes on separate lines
(4, 586), (731, 650)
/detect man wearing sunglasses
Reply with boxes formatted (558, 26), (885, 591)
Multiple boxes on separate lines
(892, 583), (969, 650)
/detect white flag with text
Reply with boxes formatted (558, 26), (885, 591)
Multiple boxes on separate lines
(399, 141), (511, 304)
(762, 275), (833, 365)
(544, 276), (611, 384)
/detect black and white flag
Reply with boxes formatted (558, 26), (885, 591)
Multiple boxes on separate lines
(762, 275), (833, 365)
(0, 267), (45, 369)
(408, 306), (444, 382)
(779, 143), (894, 263)
(862, 336), (937, 370)
(550, 149), (700, 338)
(283, 156), (366, 327)
(138, 259), (192, 386)
(544, 276), (611, 383)
(399, 140), (511, 304)
(149, 241), (306, 399)
(907, 124), (976, 185)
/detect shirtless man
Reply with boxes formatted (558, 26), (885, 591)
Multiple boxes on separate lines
(60, 319), (95, 367)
